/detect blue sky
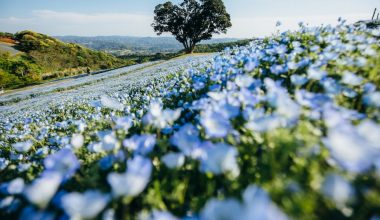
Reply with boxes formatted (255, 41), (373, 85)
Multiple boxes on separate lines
(0, 0), (378, 38)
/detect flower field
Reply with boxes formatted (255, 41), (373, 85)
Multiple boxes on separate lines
(1, 21), (380, 219)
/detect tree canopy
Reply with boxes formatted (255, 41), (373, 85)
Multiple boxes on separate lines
(152, 0), (232, 53)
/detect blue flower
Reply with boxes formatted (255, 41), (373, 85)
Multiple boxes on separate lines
(245, 113), (283, 133)
(290, 74), (308, 86)
(201, 198), (242, 220)
(200, 110), (232, 139)
(146, 210), (179, 220)
(162, 152), (185, 169)
(342, 71), (363, 86)
(363, 92), (380, 108)
(6, 178), (25, 195)
(321, 174), (354, 207)
(307, 67), (327, 80)
(295, 90), (331, 109)
(123, 134), (156, 155)
(241, 185), (288, 220)
(363, 83), (376, 93)
(201, 185), (288, 220)
(143, 101), (181, 129)
(323, 121), (380, 173)
(320, 77), (341, 95)
(0, 158), (9, 171)
(12, 140), (33, 153)
(107, 156), (152, 197)
(19, 206), (56, 220)
(44, 148), (80, 181)
(61, 190), (110, 219)
(235, 74), (254, 88)
(97, 131), (121, 152)
(114, 116), (133, 131)
(170, 124), (201, 156)
(200, 143), (240, 178)
(244, 58), (259, 72)
(99, 156), (115, 170)
(24, 172), (62, 208)
(270, 64), (288, 75)
(100, 95), (124, 111)
(70, 134), (84, 149)
(342, 87), (357, 98)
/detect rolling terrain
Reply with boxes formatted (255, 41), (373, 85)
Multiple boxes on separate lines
(1, 22), (380, 219)
(0, 54), (214, 114)
(0, 31), (131, 89)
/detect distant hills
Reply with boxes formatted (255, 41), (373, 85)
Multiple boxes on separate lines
(0, 31), (249, 90)
(0, 31), (130, 89)
(55, 36), (241, 55)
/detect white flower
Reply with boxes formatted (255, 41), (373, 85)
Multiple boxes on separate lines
(162, 153), (185, 169)
(201, 198), (243, 220)
(71, 134), (84, 149)
(364, 92), (380, 108)
(200, 110), (232, 138)
(24, 172), (62, 208)
(201, 143), (240, 178)
(12, 141), (33, 153)
(235, 74), (254, 88)
(308, 68), (327, 80)
(107, 156), (152, 198)
(97, 132), (121, 152)
(115, 116), (133, 131)
(241, 185), (288, 220)
(0, 158), (9, 171)
(321, 174), (354, 207)
(143, 101), (181, 129)
(101, 95), (124, 111)
(123, 134), (156, 155)
(7, 178), (25, 194)
(245, 113), (283, 133)
(170, 124), (200, 155)
(323, 122), (380, 173)
(62, 190), (110, 219)
(342, 71), (363, 86)
(88, 142), (103, 153)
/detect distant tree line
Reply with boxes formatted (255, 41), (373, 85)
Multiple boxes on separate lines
(192, 39), (252, 53)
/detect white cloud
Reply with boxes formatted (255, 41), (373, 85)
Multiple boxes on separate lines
(226, 13), (370, 38)
(0, 10), (156, 36)
(0, 10), (371, 38)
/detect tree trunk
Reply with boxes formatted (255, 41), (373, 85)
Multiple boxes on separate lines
(186, 43), (195, 54)
(186, 48), (194, 54)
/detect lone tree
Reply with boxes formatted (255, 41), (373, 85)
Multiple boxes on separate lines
(152, 0), (232, 54)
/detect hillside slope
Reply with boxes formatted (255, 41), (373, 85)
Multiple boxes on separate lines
(0, 42), (22, 56)
(0, 31), (131, 89)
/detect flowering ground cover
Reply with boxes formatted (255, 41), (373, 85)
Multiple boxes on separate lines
(0, 21), (380, 219)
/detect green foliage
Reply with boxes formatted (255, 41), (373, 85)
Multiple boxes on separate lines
(0, 32), (14, 39)
(193, 39), (252, 53)
(0, 31), (129, 89)
(119, 52), (182, 63)
(152, 0), (232, 53)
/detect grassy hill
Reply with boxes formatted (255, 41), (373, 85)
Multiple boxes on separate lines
(0, 31), (131, 89)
